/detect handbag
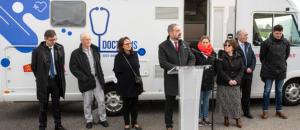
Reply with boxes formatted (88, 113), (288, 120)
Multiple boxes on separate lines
(122, 54), (144, 94)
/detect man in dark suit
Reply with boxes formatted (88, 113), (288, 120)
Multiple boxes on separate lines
(236, 29), (256, 119)
(158, 24), (195, 130)
(31, 30), (66, 130)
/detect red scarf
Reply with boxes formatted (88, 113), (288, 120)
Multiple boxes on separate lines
(197, 41), (213, 56)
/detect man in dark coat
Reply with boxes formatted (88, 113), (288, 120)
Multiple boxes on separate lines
(236, 29), (256, 119)
(158, 24), (195, 130)
(69, 33), (108, 129)
(31, 30), (66, 130)
(260, 24), (290, 119)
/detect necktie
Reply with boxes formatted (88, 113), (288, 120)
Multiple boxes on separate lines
(49, 48), (55, 79)
(175, 41), (179, 52)
(243, 44), (248, 65)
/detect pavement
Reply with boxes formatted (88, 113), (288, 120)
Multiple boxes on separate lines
(0, 99), (299, 130)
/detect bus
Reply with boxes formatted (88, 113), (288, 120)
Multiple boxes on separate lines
(1, 0), (300, 115)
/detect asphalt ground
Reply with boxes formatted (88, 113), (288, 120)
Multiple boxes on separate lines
(0, 99), (299, 130)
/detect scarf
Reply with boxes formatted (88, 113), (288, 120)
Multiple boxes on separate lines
(197, 41), (213, 56)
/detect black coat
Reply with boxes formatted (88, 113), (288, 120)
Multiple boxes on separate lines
(31, 42), (66, 102)
(69, 44), (105, 93)
(113, 52), (142, 97)
(158, 37), (195, 96)
(191, 48), (216, 91)
(216, 50), (245, 86)
(260, 34), (290, 80)
(236, 42), (256, 79)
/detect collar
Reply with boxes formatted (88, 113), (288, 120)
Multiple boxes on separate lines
(169, 38), (179, 47)
(238, 40), (244, 46)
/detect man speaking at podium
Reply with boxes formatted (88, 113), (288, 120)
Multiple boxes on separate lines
(158, 23), (195, 130)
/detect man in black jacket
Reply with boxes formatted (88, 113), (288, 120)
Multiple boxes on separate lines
(31, 30), (66, 130)
(158, 24), (195, 130)
(260, 25), (290, 119)
(69, 33), (109, 129)
(236, 29), (256, 119)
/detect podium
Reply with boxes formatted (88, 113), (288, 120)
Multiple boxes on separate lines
(168, 66), (206, 130)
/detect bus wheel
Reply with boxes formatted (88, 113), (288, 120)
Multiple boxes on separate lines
(104, 83), (123, 116)
(283, 79), (300, 106)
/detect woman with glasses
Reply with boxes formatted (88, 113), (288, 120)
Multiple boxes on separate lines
(216, 39), (245, 128)
(113, 37), (143, 130)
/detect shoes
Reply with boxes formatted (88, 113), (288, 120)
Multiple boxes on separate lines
(198, 121), (205, 126)
(261, 111), (268, 119)
(276, 111), (288, 119)
(133, 125), (143, 130)
(39, 127), (46, 130)
(224, 117), (229, 127)
(244, 113), (254, 119)
(55, 125), (66, 130)
(86, 122), (93, 129)
(166, 127), (173, 130)
(203, 119), (211, 126)
(199, 119), (211, 126)
(235, 118), (242, 128)
(166, 124), (173, 130)
(100, 121), (109, 127)
(124, 125), (130, 130)
(166, 125), (173, 130)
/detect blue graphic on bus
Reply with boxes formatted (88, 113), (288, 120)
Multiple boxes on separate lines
(89, 6), (146, 56)
(0, 0), (50, 53)
(89, 6), (110, 52)
(138, 48), (146, 56)
(1, 58), (10, 68)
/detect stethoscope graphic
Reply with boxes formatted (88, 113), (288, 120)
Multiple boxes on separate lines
(89, 6), (110, 51)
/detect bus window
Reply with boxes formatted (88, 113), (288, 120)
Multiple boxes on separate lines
(274, 14), (300, 46)
(253, 13), (273, 46)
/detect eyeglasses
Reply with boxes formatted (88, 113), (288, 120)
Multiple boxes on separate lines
(224, 44), (231, 47)
(47, 38), (57, 42)
(123, 43), (131, 46)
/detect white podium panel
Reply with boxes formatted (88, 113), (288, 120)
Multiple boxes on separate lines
(177, 66), (204, 130)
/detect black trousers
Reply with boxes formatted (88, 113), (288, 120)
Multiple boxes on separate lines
(240, 78), (253, 115)
(122, 97), (139, 126)
(39, 77), (61, 129)
(165, 95), (176, 128)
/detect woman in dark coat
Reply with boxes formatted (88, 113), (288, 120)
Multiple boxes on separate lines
(191, 35), (216, 126)
(216, 39), (245, 128)
(113, 37), (143, 130)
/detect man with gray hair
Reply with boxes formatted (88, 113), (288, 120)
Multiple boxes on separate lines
(69, 33), (109, 129)
(159, 24), (195, 130)
(236, 29), (256, 119)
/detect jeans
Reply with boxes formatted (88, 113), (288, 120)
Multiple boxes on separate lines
(262, 79), (284, 111)
(199, 90), (212, 119)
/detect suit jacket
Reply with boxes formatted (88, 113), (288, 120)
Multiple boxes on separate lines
(69, 44), (105, 93)
(31, 42), (66, 102)
(158, 37), (195, 96)
(236, 42), (256, 79)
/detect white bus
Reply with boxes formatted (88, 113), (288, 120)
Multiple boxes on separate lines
(1, 0), (300, 115)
